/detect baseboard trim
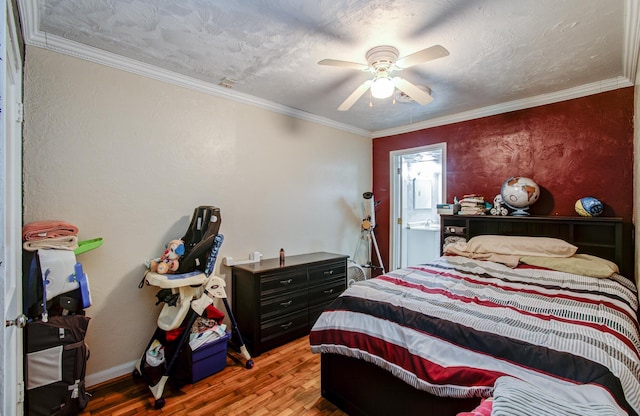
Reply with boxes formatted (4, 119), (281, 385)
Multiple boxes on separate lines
(86, 359), (138, 388)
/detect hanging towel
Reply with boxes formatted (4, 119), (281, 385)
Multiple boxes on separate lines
(22, 220), (79, 241)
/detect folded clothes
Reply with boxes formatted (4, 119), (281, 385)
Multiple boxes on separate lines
(22, 235), (79, 252)
(22, 220), (79, 241)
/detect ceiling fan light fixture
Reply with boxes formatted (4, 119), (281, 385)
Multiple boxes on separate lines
(320, 44), (449, 111)
(370, 77), (395, 99)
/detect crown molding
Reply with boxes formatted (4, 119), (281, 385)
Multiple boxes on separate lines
(18, 1), (638, 140)
(374, 0), (639, 138)
(17, 2), (371, 138)
(371, 76), (633, 138)
(623, 0), (640, 82)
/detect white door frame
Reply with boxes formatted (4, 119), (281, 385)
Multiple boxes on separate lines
(1, 0), (24, 414)
(389, 143), (446, 271)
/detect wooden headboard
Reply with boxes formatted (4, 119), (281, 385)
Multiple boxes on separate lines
(440, 215), (634, 282)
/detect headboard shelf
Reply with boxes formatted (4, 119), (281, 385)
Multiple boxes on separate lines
(440, 215), (633, 281)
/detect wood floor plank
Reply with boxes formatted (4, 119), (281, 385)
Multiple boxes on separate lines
(79, 336), (347, 415)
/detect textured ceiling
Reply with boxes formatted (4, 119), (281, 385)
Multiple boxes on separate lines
(19, 0), (640, 136)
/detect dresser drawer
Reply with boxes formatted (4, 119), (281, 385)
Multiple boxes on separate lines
(260, 310), (308, 343)
(308, 261), (346, 285)
(309, 278), (345, 306)
(261, 290), (308, 321)
(260, 269), (307, 297)
(232, 252), (348, 355)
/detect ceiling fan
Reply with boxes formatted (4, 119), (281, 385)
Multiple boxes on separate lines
(318, 45), (449, 111)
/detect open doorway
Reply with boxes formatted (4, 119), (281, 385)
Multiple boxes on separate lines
(390, 144), (446, 270)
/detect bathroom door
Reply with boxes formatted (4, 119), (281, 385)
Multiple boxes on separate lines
(390, 144), (445, 270)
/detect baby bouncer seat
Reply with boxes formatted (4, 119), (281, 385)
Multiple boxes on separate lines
(135, 206), (253, 409)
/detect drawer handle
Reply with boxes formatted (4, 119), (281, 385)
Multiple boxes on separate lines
(281, 322), (293, 330)
(324, 289), (334, 294)
(324, 270), (334, 276)
(280, 279), (293, 285)
(280, 300), (292, 307)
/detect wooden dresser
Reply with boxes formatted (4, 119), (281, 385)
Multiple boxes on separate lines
(231, 252), (348, 356)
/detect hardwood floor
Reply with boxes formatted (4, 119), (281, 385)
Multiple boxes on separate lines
(80, 336), (348, 416)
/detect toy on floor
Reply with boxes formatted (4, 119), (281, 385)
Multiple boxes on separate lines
(147, 239), (185, 274)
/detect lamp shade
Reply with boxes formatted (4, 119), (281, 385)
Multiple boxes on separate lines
(370, 77), (394, 99)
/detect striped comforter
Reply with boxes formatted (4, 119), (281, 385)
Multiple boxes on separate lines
(309, 256), (640, 415)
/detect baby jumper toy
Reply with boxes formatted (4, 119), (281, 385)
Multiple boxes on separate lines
(135, 206), (253, 409)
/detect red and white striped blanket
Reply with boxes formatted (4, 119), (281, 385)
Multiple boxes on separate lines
(310, 256), (640, 415)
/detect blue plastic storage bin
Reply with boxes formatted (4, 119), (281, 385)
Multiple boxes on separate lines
(191, 330), (230, 382)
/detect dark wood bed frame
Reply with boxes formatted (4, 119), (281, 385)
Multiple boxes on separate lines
(320, 215), (634, 416)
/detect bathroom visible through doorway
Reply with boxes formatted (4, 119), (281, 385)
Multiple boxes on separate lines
(390, 144), (446, 270)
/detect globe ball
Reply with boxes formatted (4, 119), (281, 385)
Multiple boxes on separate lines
(500, 177), (540, 209)
(575, 197), (603, 217)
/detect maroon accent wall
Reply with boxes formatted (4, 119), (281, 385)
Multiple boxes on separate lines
(372, 87), (634, 271)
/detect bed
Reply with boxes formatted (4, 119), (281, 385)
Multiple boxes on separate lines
(310, 216), (639, 416)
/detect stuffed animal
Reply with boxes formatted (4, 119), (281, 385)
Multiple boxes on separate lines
(147, 239), (185, 274)
(490, 194), (509, 216)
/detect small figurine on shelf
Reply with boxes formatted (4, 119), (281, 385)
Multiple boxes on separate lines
(490, 194), (509, 216)
(147, 239), (185, 274)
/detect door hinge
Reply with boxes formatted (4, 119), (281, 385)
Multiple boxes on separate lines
(397, 218), (402, 225)
(397, 167), (401, 175)
(17, 381), (24, 404)
(17, 102), (24, 124)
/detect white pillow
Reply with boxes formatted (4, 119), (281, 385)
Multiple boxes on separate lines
(461, 235), (577, 258)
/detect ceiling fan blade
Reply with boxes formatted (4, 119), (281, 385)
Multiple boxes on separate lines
(338, 80), (372, 111)
(392, 77), (433, 105)
(395, 45), (449, 69)
(318, 59), (369, 71)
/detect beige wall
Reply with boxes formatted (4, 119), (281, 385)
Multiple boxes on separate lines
(22, 47), (371, 385)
